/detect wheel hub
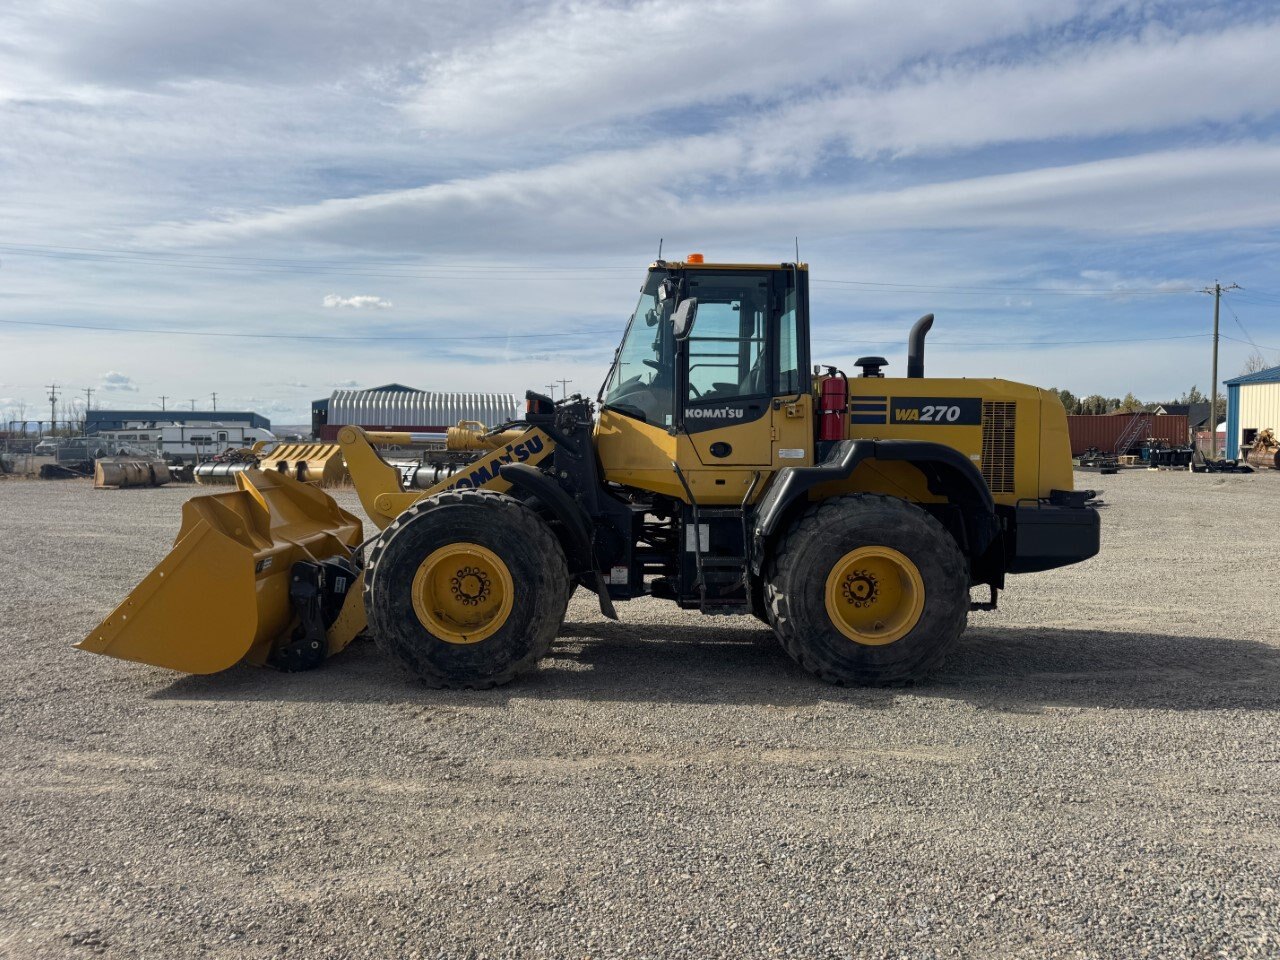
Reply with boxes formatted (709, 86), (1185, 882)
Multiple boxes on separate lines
(841, 570), (879, 608)
(411, 543), (514, 645)
(823, 546), (925, 646)
(451, 566), (491, 606)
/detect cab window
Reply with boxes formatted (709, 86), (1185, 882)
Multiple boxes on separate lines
(777, 283), (802, 395)
(601, 272), (674, 425)
(685, 272), (769, 403)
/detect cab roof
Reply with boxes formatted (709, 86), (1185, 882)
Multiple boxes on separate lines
(650, 260), (808, 271)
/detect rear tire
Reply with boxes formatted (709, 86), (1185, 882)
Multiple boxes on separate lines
(365, 490), (571, 688)
(765, 494), (968, 685)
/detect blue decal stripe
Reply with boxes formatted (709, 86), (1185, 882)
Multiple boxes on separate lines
(849, 402), (887, 410)
(850, 414), (888, 424)
(850, 395), (887, 401)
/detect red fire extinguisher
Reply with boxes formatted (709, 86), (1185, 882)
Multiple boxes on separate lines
(817, 368), (848, 441)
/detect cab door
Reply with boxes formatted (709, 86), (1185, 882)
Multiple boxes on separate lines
(679, 270), (774, 466)
(770, 273), (813, 467)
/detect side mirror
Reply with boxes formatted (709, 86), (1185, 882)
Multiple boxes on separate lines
(672, 297), (698, 339)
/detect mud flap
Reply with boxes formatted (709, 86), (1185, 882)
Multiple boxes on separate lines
(76, 469), (364, 674)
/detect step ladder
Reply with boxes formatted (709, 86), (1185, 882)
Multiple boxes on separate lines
(1113, 414), (1151, 456)
(689, 507), (751, 614)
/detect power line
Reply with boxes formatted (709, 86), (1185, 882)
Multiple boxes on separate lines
(812, 279), (1197, 296)
(1232, 292), (1280, 306)
(812, 333), (1207, 347)
(0, 317), (619, 342)
(0, 314), (1211, 349)
(0, 313), (1215, 352)
(1222, 297), (1263, 356)
(1222, 333), (1280, 352)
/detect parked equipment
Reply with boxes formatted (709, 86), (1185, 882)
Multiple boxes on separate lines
(192, 444), (267, 485)
(41, 462), (89, 480)
(1074, 446), (1119, 474)
(81, 256), (1100, 687)
(194, 442), (349, 487)
(94, 458), (172, 488)
(1245, 428), (1279, 470)
(258, 442), (348, 486)
(1147, 446), (1194, 469)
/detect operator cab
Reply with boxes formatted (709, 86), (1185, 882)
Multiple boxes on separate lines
(600, 258), (810, 433)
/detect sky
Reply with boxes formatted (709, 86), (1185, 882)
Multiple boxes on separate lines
(2, 0), (1280, 426)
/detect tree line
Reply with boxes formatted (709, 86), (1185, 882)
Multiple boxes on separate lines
(1051, 386), (1223, 422)
(1054, 352), (1271, 418)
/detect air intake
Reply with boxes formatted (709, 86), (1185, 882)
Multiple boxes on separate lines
(981, 401), (1016, 494)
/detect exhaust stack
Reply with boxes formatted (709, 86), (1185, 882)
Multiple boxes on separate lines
(907, 313), (934, 379)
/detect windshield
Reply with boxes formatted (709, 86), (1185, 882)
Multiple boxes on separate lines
(601, 271), (675, 426)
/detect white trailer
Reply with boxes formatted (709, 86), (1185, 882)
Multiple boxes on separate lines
(96, 423), (276, 463)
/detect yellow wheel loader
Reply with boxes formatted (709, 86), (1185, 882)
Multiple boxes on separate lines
(80, 256), (1100, 686)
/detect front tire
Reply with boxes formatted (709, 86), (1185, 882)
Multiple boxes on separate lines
(765, 494), (968, 685)
(365, 490), (571, 688)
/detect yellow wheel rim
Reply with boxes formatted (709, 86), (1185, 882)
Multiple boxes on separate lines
(823, 546), (925, 646)
(410, 542), (514, 645)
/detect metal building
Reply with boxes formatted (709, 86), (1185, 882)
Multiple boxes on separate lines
(87, 409), (271, 431)
(1225, 365), (1280, 458)
(312, 383), (520, 441)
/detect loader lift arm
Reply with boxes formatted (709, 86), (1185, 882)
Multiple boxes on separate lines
(337, 404), (623, 619)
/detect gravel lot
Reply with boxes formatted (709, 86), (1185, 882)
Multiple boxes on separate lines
(1, 470), (1278, 959)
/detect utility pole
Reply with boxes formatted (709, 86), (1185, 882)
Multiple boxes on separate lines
(159, 395), (168, 412)
(46, 382), (58, 437)
(210, 392), (218, 412)
(1200, 281), (1240, 459)
(545, 383), (557, 400)
(557, 378), (573, 399)
(82, 387), (94, 436)
(188, 399), (196, 412)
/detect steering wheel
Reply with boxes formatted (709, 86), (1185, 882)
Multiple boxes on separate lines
(643, 359), (660, 370)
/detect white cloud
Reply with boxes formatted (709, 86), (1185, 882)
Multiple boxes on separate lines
(153, 142), (1280, 254)
(405, 0), (1116, 135)
(764, 21), (1280, 160)
(3, 1), (1277, 421)
(100, 371), (139, 392)
(322, 294), (393, 309)
(332, 379), (360, 388)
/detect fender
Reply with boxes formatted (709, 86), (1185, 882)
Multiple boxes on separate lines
(750, 439), (1000, 575)
(498, 462), (618, 620)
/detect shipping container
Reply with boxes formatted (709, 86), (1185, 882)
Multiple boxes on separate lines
(1067, 414), (1189, 456)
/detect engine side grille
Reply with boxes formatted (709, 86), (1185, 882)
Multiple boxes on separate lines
(981, 401), (1016, 494)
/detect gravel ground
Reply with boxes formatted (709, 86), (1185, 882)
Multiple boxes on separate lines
(1, 470), (1278, 959)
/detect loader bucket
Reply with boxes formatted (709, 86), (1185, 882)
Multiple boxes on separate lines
(259, 442), (348, 487)
(77, 469), (364, 674)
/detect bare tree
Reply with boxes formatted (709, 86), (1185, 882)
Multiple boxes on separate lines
(1242, 351), (1270, 375)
